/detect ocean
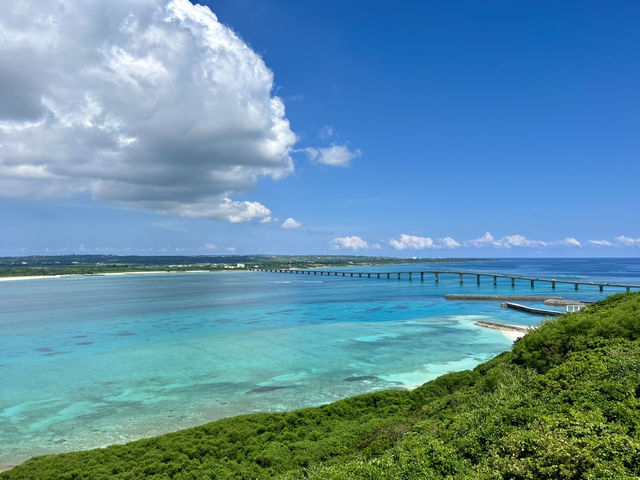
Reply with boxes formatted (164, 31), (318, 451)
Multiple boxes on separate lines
(1, 258), (639, 467)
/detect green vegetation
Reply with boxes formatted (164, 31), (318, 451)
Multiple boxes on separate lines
(4, 293), (640, 479)
(0, 255), (483, 278)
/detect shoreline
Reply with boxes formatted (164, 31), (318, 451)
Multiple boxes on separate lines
(0, 270), (223, 282)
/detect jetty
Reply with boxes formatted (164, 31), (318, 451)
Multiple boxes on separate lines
(501, 302), (563, 316)
(253, 269), (640, 293)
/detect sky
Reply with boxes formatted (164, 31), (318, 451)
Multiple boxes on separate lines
(1, 0), (639, 257)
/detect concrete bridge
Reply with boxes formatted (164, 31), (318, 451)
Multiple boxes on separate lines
(251, 268), (640, 293)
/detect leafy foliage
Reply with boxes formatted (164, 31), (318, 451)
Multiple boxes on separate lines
(3, 293), (640, 479)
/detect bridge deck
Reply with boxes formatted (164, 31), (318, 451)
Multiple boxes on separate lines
(253, 268), (640, 292)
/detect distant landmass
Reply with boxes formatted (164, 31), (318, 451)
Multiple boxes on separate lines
(0, 255), (485, 278)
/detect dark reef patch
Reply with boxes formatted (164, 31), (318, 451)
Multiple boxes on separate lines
(248, 385), (296, 394)
(344, 375), (379, 382)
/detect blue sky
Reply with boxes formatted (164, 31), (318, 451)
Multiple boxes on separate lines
(1, 0), (639, 257)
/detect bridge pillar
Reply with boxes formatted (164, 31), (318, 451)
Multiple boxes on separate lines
(358, 273), (362, 278)
(335, 272), (338, 276)
(511, 278), (515, 287)
(627, 287), (631, 292)
(477, 274), (481, 285)
(575, 283), (579, 290)
(459, 274), (463, 284)
(387, 273), (390, 279)
(551, 281), (555, 289)
(530, 280), (534, 287)
(420, 272), (424, 281)
(342, 272), (345, 276)
(599, 285), (604, 292)
(350, 273), (353, 277)
(398, 273), (401, 280)
(409, 273), (412, 280)
(493, 276), (497, 286)
(435, 273), (439, 283)
(368, 273), (371, 278)
(377, 273), (380, 278)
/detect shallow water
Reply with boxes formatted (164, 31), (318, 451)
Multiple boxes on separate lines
(1, 258), (638, 466)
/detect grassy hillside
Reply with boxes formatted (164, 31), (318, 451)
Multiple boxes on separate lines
(3, 293), (640, 479)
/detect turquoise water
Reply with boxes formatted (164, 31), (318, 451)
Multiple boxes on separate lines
(1, 259), (639, 467)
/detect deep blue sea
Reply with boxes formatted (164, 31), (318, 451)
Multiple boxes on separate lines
(1, 258), (639, 467)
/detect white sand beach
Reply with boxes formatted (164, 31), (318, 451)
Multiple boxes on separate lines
(0, 270), (214, 282)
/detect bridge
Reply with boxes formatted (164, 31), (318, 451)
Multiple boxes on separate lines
(251, 268), (640, 293)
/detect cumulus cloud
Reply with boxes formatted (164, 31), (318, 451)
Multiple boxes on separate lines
(332, 236), (379, 250)
(440, 236), (461, 248)
(560, 237), (581, 247)
(615, 235), (640, 247)
(305, 144), (362, 167)
(465, 232), (498, 248)
(281, 217), (302, 229)
(463, 232), (580, 249)
(589, 240), (614, 247)
(390, 234), (436, 250)
(203, 243), (217, 250)
(389, 232), (584, 250)
(0, 0), (297, 222)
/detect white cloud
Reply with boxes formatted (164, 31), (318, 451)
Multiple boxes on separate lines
(281, 217), (302, 229)
(332, 236), (378, 250)
(388, 234), (461, 250)
(390, 234), (436, 250)
(440, 236), (461, 248)
(305, 144), (362, 167)
(465, 232), (497, 248)
(462, 232), (581, 249)
(615, 235), (640, 247)
(589, 240), (614, 247)
(319, 125), (334, 139)
(560, 237), (581, 247)
(0, 0), (297, 222)
(226, 247), (236, 252)
(203, 243), (217, 250)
